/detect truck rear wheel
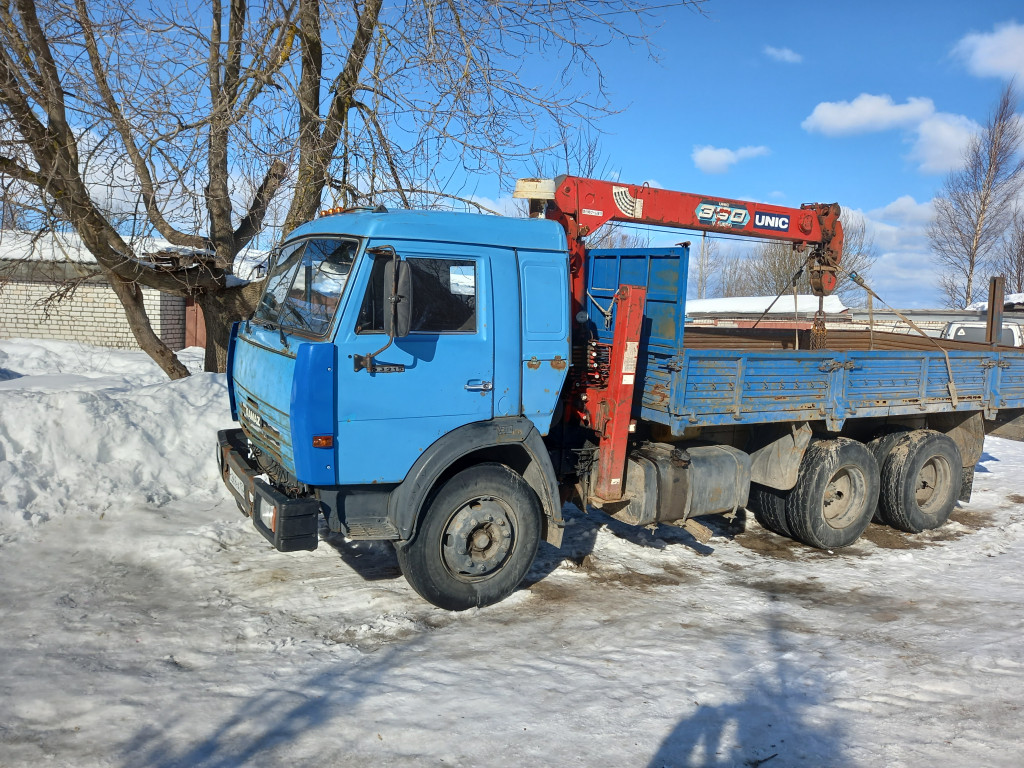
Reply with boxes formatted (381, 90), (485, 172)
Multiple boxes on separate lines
(748, 484), (792, 538)
(395, 463), (542, 611)
(866, 428), (910, 522)
(786, 438), (879, 550)
(877, 430), (961, 533)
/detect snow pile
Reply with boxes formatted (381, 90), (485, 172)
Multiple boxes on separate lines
(686, 294), (848, 315)
(0, 340), (233, 527)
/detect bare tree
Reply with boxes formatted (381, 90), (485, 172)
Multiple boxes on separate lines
(929, 84), (1024, 308)
(713, 209), (877, 305)
(527, 129), (653, 250)
(0, 177), (29, 230)
(0, 0), (701, 376)
(995, 207), (1024, 295)
(714, 245), (748, 298)
(692, 232), (717, 299)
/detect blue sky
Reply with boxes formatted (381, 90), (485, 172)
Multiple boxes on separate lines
(483, 1), (1024, 308)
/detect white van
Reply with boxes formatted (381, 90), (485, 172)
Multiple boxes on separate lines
(941, 321), (1024, 347)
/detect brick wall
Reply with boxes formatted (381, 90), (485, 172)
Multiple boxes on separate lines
(0, 270), (186, 351)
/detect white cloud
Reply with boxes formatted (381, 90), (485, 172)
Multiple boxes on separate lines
(764, 46), (802, 64)
(863, 195), (935, 253)
(801, 94), (935, 136)
(801, 93), (981, 173)
(909, 113), (980, 173)
(866, 249), (944, 307)
(954, 21), (1024, 80)
(691, 145), (770, 174)
(868, 195), (935, 227)
(841, 197), (941, 305)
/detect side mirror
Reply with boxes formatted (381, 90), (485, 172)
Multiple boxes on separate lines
(384, 259), (412, 338)
(354, 245), (410, 374)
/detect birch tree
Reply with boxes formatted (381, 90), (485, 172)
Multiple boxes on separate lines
(995, 208), (1024, 295)
(929, 84), (1024, 308)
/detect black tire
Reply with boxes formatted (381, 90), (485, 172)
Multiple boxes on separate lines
(877, 430), (961, 533)
(866, 428), (910, 522)
(786, 438), (879, 549)
(395, 463), (542, 611)
(748, 483), (792, 538)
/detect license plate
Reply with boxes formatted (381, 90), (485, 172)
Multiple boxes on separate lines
(228, 469), (246, 499)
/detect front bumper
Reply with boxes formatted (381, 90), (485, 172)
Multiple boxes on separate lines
(217, 428), (320, 552)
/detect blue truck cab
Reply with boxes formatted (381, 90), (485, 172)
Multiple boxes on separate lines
(218, 208), (574, 608)
(218, 184), (1024, 611)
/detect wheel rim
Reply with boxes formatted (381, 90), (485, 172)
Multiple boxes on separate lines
(822, 465), (868, 529)
(916, 455), (952, 513)
(440, 496), (516, 582)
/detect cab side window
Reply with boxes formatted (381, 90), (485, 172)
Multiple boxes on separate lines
(358, 257), (476, 334)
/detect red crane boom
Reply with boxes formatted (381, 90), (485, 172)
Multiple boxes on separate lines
(516, 175), (844, 324)
(514, 175), (846, 505)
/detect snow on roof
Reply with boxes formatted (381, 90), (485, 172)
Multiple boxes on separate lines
(966, 293), (1024, 311)
(0, 229), (267, 280)
(0, 229), (97, 263)
(686, 294), (848, 315)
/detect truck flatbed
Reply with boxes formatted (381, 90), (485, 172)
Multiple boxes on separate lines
(643, 338), (1024, 432)
(586, 248), (1024, 433)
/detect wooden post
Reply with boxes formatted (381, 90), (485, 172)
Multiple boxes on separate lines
(986, 276), (1006, 346)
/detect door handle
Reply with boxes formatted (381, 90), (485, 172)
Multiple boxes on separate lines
(465, 380), (493, 392)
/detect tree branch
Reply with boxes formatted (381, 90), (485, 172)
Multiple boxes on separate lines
(0, 154), (44, 185)
(283, 0), (382, 232)
(73, 0), (206, 250)
(223, 0), (247, 104)
(232, 158), (288, 251)
(12, 0), (70, 135)
(0, 49), (49, 149)
(353, 99), (409, 208)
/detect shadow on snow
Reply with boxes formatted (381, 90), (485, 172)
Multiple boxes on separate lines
(647, 593), (851, 768)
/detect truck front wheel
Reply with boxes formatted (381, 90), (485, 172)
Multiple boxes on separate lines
(396, 463), (542, 611)
(786, 438), (879, 550)
(877, 430), (961, 533)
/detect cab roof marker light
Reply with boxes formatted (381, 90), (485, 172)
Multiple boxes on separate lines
(318, 204), (390, 217)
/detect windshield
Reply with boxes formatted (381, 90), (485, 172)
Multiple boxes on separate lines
(253, 237), (359, 337)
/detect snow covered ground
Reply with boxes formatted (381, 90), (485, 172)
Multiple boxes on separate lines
(1, 338), (1023, 768)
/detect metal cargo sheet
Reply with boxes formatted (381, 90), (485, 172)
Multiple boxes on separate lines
(997, 352), (1024, 408)
(653, 346), (1016, 433)
(668, 350), (832, 427)
(587, 247), (688, 421)
(844, 352), (933, 409)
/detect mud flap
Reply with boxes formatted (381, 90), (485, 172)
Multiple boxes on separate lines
(959, 466), (975, 503)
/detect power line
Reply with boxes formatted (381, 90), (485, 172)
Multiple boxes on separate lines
(599, 220), (778, 247)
